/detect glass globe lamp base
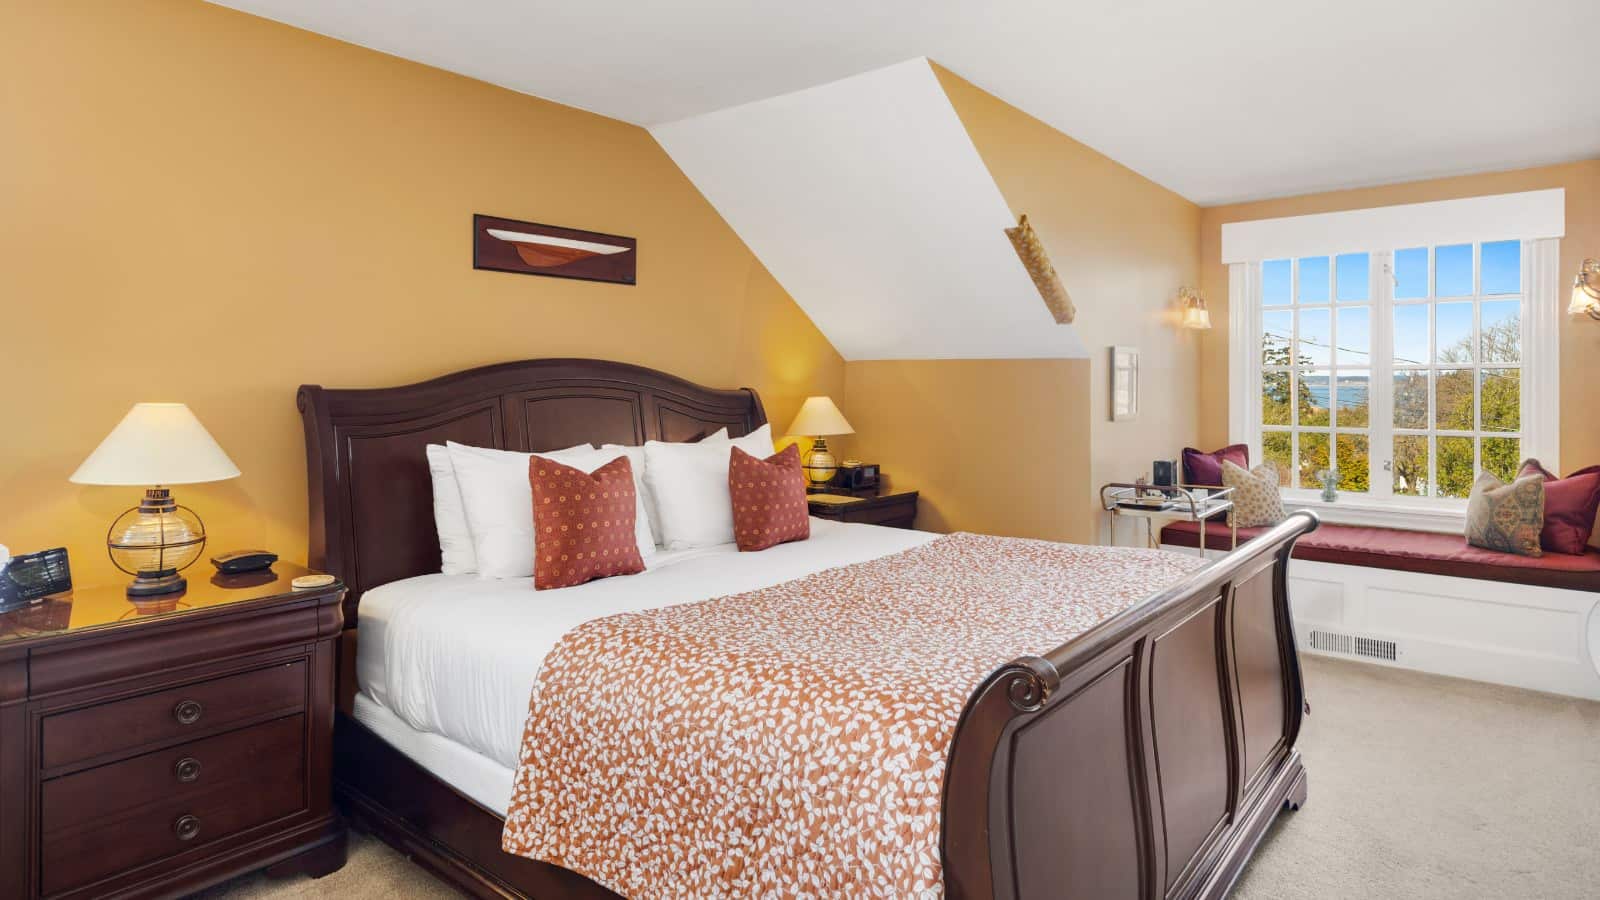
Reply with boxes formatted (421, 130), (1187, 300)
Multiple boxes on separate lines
(802, 438), (839, 488)
(127, 568), (188, 597)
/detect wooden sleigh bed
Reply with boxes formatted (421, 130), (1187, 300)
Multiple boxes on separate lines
(298, 358), (1316, 900)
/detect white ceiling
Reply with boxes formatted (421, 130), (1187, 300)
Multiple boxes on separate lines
(653, 60), (1086, 361)
(212, 0), (1599, 205)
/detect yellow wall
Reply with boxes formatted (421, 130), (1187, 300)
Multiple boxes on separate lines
(1197, 160), (1600, 473)
(0, 0), (843, 587)
(844, 360), (1094, 542)
(840, 67), (1203, 542)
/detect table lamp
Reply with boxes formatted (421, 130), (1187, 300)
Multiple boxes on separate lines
(70, 403), (241, 597)
(785, 396), (855, 488)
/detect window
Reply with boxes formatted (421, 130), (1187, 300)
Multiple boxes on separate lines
(1223, 190), (1563, 518)
(1259, 254), (1374, 493)
(1258, 242), (1524, 500)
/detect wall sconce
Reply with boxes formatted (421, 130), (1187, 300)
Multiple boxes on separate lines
(1179, 287), (1211, 330)
(1570, 259), (1600, 320)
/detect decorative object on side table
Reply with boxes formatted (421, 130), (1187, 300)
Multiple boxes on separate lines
(0, 563), (348, 898)
(1110, 346), (1138, 421)
(70, 403), (240, 597)
(807, 490), (918, 529)
(1316, 468), (1339, 503)
(785, 396), (856, 489)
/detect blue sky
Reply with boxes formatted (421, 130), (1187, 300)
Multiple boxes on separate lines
(1266, 242), (1521, 366)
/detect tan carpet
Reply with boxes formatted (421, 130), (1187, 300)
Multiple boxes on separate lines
(204, 655), (1600, 898)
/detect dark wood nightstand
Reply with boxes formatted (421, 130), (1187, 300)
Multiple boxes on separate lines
(808, 490), (919, 529)
(0, 563), (347, 899)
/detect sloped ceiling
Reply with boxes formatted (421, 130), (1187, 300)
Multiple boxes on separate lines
(652, 59), (1085, 361)
(209, 0), (1599, 205)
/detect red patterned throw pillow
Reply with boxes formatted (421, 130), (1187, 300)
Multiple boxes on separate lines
(529, 455), (645, 590)
(729, 444), (810, 552)
(1517, 459), (1600, 555)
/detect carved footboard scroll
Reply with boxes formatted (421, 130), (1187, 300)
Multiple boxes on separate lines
(943, 511), (1318, 900)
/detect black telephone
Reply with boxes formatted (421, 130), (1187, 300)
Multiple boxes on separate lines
(210, 550), (278, 574)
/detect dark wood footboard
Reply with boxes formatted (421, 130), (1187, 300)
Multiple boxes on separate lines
(942, 511), (1319, 900)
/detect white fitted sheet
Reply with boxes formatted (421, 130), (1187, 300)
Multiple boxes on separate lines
(351, 689), (516, 815)
(355, 518), (936, 771)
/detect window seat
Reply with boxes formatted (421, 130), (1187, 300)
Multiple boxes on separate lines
(1160, 520), (1600, 593)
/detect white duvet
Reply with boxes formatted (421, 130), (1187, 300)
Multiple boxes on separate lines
(357, 518), (936, 769)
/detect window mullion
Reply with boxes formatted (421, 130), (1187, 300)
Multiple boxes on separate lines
(1371, 251), (1394, 500)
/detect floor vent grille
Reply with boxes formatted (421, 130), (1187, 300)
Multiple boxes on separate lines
(1308, 629), (1399, 661)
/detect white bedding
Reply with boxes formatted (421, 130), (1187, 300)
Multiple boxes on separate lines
(356, 518), (936, 771)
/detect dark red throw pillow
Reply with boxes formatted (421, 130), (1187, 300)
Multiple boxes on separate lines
(530, 455), (645, 590)
(1183, 444), (1250, 487)
(1517, 459), (1600, 555)
(729, 444), (810, 552)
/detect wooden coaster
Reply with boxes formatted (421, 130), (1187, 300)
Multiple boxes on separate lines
(291, 574), (337, 591)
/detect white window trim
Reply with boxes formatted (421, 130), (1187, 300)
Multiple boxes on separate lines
(1225, 195), (1563, 532)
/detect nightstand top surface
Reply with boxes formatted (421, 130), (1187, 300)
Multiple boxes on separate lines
(808, 489), (918, 506)
(0, 562), (338, 648)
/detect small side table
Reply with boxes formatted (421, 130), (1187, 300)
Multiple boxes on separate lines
(808, 490), (919, 529)
(1100, 484), (1236, 557)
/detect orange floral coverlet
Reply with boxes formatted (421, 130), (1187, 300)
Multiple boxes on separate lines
(502, 533), (1202, 898)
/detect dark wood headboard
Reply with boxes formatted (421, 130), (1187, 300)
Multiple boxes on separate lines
(298, 358), (766, 617)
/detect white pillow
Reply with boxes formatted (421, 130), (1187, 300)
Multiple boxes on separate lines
(644, 424), (774, 550)
(602, 427), (731, 548)
(426, 444), (483, 575)
(448, 442), (655, 579)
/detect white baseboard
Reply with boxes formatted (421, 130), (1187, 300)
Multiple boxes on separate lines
(1161, 544), (1600, 700)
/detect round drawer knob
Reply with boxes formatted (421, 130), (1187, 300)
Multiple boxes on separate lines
(174, 757), (202, 783)
(174, 815), (202, 842)
(173, 700), (204, 725)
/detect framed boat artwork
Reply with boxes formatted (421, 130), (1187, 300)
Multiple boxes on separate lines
(472, 214), (637, 285)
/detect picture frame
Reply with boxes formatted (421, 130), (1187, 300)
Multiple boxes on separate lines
(472, 213), (637, 285)
(1110, 345), (1138, 422)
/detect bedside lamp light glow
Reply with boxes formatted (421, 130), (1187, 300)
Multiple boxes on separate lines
(785, 396), (855, 488)
(71, 403), (240, 597)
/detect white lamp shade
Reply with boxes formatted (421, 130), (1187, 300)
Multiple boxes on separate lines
(70, 403), (241, 486)
(785, 396), (855, 437)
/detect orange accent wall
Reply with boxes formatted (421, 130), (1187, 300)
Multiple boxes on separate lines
(839, 67), (1203, 543)
(0, 0), (843, 586)
(1197, 160), (1600, 474)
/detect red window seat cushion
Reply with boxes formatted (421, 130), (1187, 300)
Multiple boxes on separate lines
(1159, 520), (1600, 593)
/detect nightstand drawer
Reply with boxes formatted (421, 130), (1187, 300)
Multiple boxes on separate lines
(39, 722), (306, 896)
(41, 714), (304, 836)
(40, 660), (306, 771)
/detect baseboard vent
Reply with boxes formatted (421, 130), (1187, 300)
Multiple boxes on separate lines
(1308, 629), (1399, 661)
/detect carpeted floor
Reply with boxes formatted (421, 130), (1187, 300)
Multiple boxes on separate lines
(201, 655), (1600, 899)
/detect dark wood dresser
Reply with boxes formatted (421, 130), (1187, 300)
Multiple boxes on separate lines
(0, 564), (347, 899)
(807, 490), (919, 529)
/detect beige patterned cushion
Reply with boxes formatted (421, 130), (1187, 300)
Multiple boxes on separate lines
(1221, 460), (1286, 528)
(1465, 471), (1544, 557)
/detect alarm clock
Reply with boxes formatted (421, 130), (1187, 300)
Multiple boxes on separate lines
(831, 461), (880, 493)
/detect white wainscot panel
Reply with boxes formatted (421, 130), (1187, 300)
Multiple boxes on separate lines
(1278, 558), (1600, 700)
